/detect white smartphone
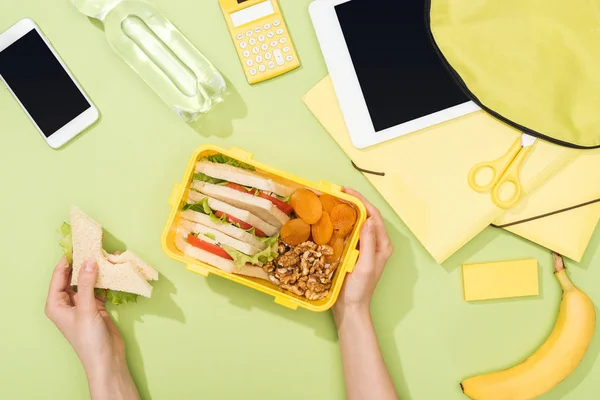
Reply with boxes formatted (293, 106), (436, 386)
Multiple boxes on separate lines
(0, 19), (99, 149)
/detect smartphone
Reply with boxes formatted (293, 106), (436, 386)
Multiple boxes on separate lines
(0, 19), (99, 149)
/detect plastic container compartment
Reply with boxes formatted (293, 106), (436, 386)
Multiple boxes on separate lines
(161, 145), (366, 312)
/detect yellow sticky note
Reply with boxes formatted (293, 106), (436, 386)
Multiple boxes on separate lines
(462, 259), (539, 301)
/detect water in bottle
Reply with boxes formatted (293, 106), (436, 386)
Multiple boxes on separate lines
(72, 0), (227, 121)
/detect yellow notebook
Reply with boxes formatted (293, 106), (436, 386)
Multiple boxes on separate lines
(303, 77), (579, 263)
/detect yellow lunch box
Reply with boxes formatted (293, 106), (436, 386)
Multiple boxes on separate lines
(161, 145), (366, 312)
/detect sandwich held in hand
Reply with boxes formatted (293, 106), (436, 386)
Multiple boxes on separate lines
(175, 154), (358, 301)
(461, 253), (596, 400)
(58, 206), (159, 305)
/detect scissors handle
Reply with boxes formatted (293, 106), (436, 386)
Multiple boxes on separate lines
(491, 145), (533, 209)
(468, 138), (523, 193)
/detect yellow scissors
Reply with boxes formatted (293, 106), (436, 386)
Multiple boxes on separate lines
(468, 133), (537, 209)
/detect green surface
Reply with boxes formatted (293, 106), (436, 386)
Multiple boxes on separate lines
(0, 1), (598, 399)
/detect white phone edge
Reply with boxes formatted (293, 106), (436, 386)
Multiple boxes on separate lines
(0, 18), (99, 149)
(309, 0), (479, 149)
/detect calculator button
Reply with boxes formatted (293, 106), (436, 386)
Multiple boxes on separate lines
(240, 41), (247, 49)
(246, 59), (254, 66)
(236, 33), (244, 40)
(267, 32), (275, 39)
(264, 52), (272, 60)
(264, 23), (271, 30)
(279, 38), (287, 44)
(252, 47), (260, 54)
(258, 34), (265, 42)
(256, 55), (263, 63)
(243, 50), (250, 57)
(249, 68), (257, 76)
(283, 46), (290, 53)
(285, 55), (294, 62)
(259, 65), (266, 72)
(261, 44), (269, 51)
(268, 61), (275, 69)
(249, 38), (256, 45)
(273, 20), (281, 27)
(270, 41), (278, 47)
(274, 49), (284, 65)
(276, 28), (284, 35)
(246, 30), (253, 37)
(255, 27), (262, 33)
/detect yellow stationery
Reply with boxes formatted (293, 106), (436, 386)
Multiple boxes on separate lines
(493, 149), (600, 261)
(462, 259), (539, 301)
(303, 76), (576, 263)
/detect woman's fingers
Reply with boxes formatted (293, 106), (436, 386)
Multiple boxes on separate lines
(75, 260), (99, 315)
(47, 257), (71, 299)
(343, 187), (391, 251)
(355, 218), (377, 269)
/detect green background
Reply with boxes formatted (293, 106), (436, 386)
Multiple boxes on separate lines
(1, 1), (598, 399)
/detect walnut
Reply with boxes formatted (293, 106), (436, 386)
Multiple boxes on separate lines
(297, 241), (318, 253)
(325, 261), (339, 276)
(318, 245), (334, 257)
(300, 260), (310, 276)
(281, 284), (305, 296)
(269, 275), (281, 285)
(277, 251), (300, 268)
(305, 290), (329, 301)
(263, 262), (275, 273)
(278, 243), (288, 255)
(270, 239), (335, 301)
(281, 270), (300, 285)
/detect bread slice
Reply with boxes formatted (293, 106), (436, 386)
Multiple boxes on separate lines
(178, 220), (262, 256)
(187, 190), (279, 236)
(174, 234), (269, 281)
(180, 210), (268, 251)
(70, 206), (155, 298)
(193, 182), (289, 228)
(106, 250), (159, 281)
(195, 161), (295, 198)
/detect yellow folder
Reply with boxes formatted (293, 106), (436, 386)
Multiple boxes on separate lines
(493, 149), (600, 261)
(303, 77), (587, 263)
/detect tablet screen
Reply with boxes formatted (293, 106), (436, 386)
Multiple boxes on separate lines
(335, 0), (469, 133)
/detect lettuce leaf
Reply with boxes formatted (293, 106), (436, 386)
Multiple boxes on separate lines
(202, 154), (255, 171)
(223, 235), (279, 270)
(72, 287), (139, 305)
(193, 172), (226, 185)
(59, 222), (139, 306)
(183, 197), (212, 214)
(57, 223), (73, 264)
(107, 290), (138, 305)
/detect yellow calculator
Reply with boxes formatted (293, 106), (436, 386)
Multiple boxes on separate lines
(219, 0), (300, 84)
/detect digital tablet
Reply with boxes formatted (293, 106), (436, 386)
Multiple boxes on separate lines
(309, 0), (479, 149)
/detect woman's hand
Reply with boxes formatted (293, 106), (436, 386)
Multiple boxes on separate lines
(332, 188), (399, 400)
(45, 258), (140, 400)
(333, 188), (394, 322)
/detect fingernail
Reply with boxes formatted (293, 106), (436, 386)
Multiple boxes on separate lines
(83, 260), (96, 272)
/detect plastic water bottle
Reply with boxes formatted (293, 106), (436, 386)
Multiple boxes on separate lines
(72, 0), (227, 122)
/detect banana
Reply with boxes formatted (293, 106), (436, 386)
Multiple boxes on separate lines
(461, 253), (596, 400)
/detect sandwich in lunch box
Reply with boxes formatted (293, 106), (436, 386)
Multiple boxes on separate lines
(174, 155), (297, 280)
(57, 206), (159, 304)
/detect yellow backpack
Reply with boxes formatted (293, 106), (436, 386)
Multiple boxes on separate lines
(428, 0), (600, 148)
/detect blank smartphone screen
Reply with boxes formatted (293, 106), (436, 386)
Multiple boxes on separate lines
(335, 0), (469, 133)
(0, 29), (91, 137)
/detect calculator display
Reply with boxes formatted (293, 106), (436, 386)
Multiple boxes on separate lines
(231, 1), (275, 27)
(334, 0), (469, 133)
